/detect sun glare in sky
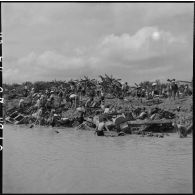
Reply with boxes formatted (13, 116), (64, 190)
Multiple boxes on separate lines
(152, 31), (160, 41)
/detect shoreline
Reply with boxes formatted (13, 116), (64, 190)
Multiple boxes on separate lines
(3, 94), (192, 136)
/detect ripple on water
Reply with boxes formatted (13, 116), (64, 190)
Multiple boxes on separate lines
(3, 125), (192, 193)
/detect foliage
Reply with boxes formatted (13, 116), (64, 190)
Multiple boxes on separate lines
(3, 75), (190, 98)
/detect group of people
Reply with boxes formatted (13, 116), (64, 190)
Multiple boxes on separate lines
(11, 77), (192, 137)
(137, 79), (192, 100)
(166, 79), (179, 100)
(17, 84), (107, 127)
(17, 83), (131, 136)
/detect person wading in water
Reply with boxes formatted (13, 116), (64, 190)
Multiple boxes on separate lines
(95, 117), (110, 136)
(172, 121), (193, 138)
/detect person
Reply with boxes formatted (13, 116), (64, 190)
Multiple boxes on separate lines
(136, 86), (142, 98)
(95, 117), (110, 136)
(51, 113), (60, 127)
(96, 84), (101, 97)
(184, 85), (188, 96)
(69, 94), (78, 106)
(172, 121), (193, 138)
(50, 91), (55, 99)
(81, 86), (86, 97)
(167, 79), (178, 100)
(100, 89), (105, 103)
(76, 106), (86, 124)
(171, 80), (178, 100)
(176, 106), (181, 112)
(45, 99), (51, 110)
(151, 83), (157, 98)
(85, 96), (94, 108)
(40, 94), (46, 108)
(24, 85), (28, 97)
(110, 105), (117, 114)
(70, 84), (75, 93)
(30, 88), (35, 96)
(122, 82), (128, 97)
(104, 105), (110, 114)
(58, 88), (64, 106)
(49, 93), (55, 107)
(45, 89), (50, 98)
(19, 98), (25, 109)
(47, 109), (61, 127)
(137, 107), (147, 119)
(46, 109), (55, 125)
(100, 102), (105, 111)
(34, 98), (41, 109)
(32, 107), (43, 125)
(161, 87), (167, 98)
(166, 80), (172, 99)
(75, 106), (91, 130)
(77, 83), (82, 100)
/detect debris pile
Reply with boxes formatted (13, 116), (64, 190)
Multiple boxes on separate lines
(3, 76), (193, 138)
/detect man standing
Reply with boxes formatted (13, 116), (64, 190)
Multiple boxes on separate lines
(171, 80), (178, 100)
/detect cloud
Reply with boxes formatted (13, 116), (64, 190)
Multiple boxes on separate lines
(89, 26), (188, 71)
(16, 50), (87, 70)
(3, 25), (190, 83)
(4, 50), (90, 83)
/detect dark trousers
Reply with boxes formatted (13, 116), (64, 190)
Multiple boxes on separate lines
(97, 130), (104, 136)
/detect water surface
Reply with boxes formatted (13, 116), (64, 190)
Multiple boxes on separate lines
(3, 125), (192, 193)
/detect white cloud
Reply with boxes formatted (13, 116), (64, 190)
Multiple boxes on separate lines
(36, 51), (86, 70)
(3, 26), (191, 83)
(3, 50), (89, 83)
(16, 50), (87, 70)
(92, 26), (187, 68)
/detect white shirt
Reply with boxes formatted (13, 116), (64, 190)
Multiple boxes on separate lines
(104, 108), (110, 113)
(35, 99), (41, 107)
(32, 108), (42, 118)
(101, 104), (105, 110)
(97, 122), (105, 131)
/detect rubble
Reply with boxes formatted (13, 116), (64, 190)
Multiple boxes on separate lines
(3, 76), (193, 138)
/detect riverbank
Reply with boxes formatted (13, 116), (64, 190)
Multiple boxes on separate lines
(4, 94), (192, 132)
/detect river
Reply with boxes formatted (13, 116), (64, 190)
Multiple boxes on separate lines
(3, 125), (192, 193)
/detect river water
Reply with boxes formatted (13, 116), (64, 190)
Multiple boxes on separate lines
(3, 125), (192, 193)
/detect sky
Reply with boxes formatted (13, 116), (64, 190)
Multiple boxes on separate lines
(2, 2), (194, 85)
